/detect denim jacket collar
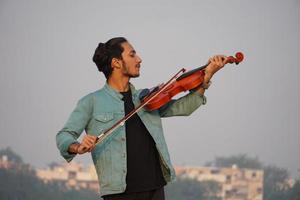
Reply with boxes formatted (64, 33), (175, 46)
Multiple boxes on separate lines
(103, 82), (139, 101)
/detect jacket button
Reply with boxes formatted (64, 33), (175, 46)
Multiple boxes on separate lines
(121, 137), (125, 141)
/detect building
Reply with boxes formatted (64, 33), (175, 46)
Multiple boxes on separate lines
(36, 162), (99, 192)
(0, 155), (10, 169)
(175, 165), (264, 200)
(35, 161), (264, 199)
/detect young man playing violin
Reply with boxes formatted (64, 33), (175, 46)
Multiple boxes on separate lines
(56, 37), (227, 200)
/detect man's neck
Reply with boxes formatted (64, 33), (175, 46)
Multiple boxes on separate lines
(107, 76), (130, 92)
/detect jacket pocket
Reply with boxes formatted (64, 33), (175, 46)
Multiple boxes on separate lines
(94, 113), (114, 123)
(92, 113), (115, 133)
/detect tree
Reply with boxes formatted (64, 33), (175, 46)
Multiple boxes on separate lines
(205, 154), (263, 169)
(0, 146), (23, 164)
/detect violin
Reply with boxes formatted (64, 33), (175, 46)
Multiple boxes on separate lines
(142, 52), (244, 111)
(92, 52), (244, 146)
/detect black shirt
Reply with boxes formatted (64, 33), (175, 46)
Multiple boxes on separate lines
(121, 89), (166, 193)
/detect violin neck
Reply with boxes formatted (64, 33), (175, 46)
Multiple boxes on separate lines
(176, 64), (208, 81)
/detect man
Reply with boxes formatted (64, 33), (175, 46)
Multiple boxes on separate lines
(56, 37), (227, 200)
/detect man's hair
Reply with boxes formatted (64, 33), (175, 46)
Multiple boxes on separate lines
(93, 37), (128, 79)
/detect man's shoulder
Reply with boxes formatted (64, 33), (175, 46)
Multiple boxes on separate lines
(78, 88), (104, 104)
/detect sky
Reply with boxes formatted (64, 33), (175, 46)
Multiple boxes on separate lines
(0, 0), (299, 177)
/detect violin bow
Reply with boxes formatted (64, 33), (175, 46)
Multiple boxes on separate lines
(94, 68), (186, 145)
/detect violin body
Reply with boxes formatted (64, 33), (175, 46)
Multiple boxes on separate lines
(143, 70), (205, 110)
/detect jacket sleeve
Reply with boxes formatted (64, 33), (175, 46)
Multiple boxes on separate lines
(158, 91), (206, 118)
(56, 95), (93, 162)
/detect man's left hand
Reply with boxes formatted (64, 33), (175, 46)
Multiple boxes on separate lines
(205, 55), (227, 78)
(195, 55), (228, 95)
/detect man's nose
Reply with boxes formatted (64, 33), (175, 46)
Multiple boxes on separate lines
(137, 55), (142, 63)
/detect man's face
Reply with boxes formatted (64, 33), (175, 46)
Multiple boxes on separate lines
(120, 42), (142, 78)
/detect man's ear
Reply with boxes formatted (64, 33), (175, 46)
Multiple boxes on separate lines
(111, 58), (122, 69)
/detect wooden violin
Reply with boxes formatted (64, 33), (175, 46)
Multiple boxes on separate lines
(142, 52), (244, 111)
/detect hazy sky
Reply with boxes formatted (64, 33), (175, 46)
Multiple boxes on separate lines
(1, 0), (299, 177)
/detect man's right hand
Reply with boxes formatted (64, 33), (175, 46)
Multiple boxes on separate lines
(77, 135), (98, 154)
(68, 135), (98, 154)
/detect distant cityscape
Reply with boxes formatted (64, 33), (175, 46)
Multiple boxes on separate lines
(176, 165), (263, 200)
(1, 154), (273, 200)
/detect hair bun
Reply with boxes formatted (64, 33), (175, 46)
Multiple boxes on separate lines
(97, 43), (107, 54)
(93, 42), (110, 72)
(98, 42), (105, 49)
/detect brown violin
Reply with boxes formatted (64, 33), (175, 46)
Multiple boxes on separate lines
(142, 52), (244, 111)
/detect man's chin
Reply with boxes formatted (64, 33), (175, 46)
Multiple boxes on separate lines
(130, 74), (140, 78)
(129, 71), (140, 78)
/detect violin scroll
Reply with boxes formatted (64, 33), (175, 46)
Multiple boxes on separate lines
(226, 52), (244, 65)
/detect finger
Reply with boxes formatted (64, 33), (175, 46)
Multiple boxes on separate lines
(82, 143), (94, 152)
(86, 136), (96, 143)
(87, 135), (98, 143)
(85, 136), (97, 145)
(218, 55), (226, 66)
(79, 144), (90, 153)
(207, 58), (212, 64)
(77, 146), (84, 154)
(86, 141), (95, 149)
(219, 55), (225, 61)
(83, 138), (97, 151)
(91, 135), (98, 142)
(82, 138), (94, 147)
(213, 56), (219, 65)
(218, 55), (225, 63)
(215, 56), (221, 65)
(211, 56), (219, 67)
(218, 57), (224, 67)
(215, 55), (221, 64)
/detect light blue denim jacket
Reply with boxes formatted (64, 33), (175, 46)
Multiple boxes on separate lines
(56, 83), (206, 196)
